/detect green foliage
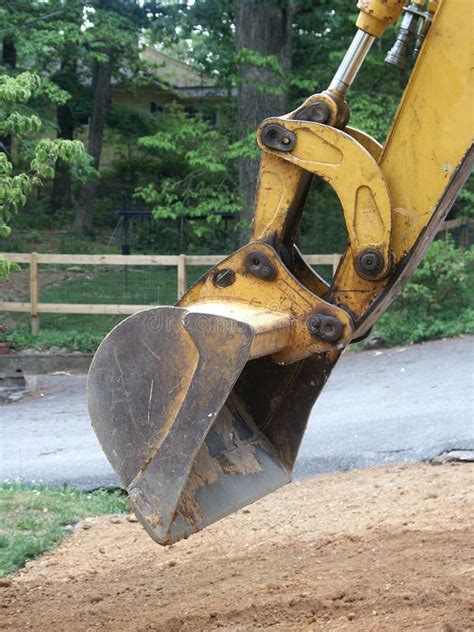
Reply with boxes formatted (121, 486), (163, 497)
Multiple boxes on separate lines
(0, 0), (183, 234)
(135, 104), (240, 248)
(234, 47), (286, 95)
(0, 482), (128, 577)
(227, 130), (260, 161)
(106, 103), (156, 140)
(138, 104), (227, 173)
(0, 257), (19, 277)
(31, 138), (89, 180)
(176, 0), (235, 86)
(349, 92), (399, 143)
(377, 239), (474, 346)
(235, 48), (285, 77)
(0, 72), (90, 271)
(0, 72), (41, 104)
(0, 154), (33, 225)
(300, 179), (348, 255)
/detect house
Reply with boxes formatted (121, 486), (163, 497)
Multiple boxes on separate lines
(98, 49), (228, 170)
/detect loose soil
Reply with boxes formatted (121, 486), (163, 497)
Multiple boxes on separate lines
(1, 463), (473, 631)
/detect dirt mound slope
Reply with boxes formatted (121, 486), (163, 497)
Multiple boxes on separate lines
(1, 462), (473, 631)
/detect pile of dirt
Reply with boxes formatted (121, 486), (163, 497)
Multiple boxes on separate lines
(1, 462), (472, 631)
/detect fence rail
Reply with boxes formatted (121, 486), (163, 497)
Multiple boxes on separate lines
(438, 216), (473, 248)
(0, 252), (341, 333)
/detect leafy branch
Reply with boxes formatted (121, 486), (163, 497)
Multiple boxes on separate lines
(0, 72), (93, 275)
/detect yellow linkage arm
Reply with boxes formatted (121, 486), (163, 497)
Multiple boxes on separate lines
(332, 0), (473, 335)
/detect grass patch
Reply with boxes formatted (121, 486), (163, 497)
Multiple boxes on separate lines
(1, 265), (182, 350)
(2, 263), (213, 351)
(0, 482), (128, 577)
(40, 266), (178, 306)
(2, 328), (105, 353)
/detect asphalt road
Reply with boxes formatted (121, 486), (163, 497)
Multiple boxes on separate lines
(1, 336), (473, 489)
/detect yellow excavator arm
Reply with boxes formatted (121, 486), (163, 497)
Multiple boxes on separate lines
(87, 0), (473, 545)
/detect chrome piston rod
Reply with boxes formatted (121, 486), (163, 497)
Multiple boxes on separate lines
(328, 29), (375, 100)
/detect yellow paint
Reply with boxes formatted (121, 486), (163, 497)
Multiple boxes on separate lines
(256, 118), (393, 279)
(356, 0), (406, 37)
(179, 242), (353, 364)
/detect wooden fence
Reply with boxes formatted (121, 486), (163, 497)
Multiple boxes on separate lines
(0, 252), (341, 333)
(437, 216), (473, 248)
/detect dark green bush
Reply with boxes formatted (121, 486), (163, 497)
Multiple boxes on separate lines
(377, 238), (474, 346)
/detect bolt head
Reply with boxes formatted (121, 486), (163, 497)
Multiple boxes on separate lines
(307, 313), (343, 343)
(213, 268), (235, 288)
(244, 250), (276, 281)
(308, 102), (330, 124)
(356, 249), (385, 279)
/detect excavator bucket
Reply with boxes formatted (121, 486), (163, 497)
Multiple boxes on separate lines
(88, 302), (340, 545)
(87, 243), (350, 545)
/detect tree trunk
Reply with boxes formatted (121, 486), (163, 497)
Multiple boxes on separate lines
(49, 103), (74, 213)
(72, 49), (113, 234)
(235, 0), (293, 242)
(50, 57), (77, 214)
(2, 36), (16, 68)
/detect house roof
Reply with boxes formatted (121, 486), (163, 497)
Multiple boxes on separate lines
(140, 49), (216, 90)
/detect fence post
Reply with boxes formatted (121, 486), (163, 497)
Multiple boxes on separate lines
(332, 254), (340, 277)
(30, 251), (39, 334)
(460, 219), (468, 249)
(177, 254), (187, 300)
